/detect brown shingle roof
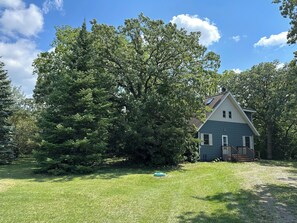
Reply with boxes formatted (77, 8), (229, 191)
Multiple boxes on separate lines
(190, 92), (228, 128)
(205, 92), (227, 109)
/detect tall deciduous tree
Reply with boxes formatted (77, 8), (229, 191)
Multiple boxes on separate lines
(34, 22), (112, 174)
(91, 14), (220, 164)
(0, 60), (15, 164)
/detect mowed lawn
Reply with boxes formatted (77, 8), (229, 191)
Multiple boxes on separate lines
(1, 158), (297, 223)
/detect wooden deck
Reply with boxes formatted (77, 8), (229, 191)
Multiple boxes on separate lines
(222, 146), (255, 162)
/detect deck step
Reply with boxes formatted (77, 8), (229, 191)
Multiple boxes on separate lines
(231, 154), (253, 162)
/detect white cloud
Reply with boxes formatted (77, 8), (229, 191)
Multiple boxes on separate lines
(0, 0), (24, 9)
(170, 14), (220, 46)
(48, 47), (56, 53)
(0, 3), (43, 37)
(232, 68), (242, 74)
(276, 63), (285, 70)
(42, 0), (63, 14)
(232, 35), (240, 42)
(254, 31), (288, 48)
(0, 0), (47, 96)
(0, 39), (40, 96)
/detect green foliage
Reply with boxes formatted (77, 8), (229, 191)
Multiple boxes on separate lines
(220, 61), (297, 159)
(274, 0), (297, 45)
(91, 14), (219, 165)
(34, 22), (112, 174)
(0, 60), (15, 164)
(274, 0), (297, 58)
(33, 15), (220, 169)
(9, 87), (39, 156)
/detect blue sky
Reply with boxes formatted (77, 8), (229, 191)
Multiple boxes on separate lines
(0, 0), (296, 96)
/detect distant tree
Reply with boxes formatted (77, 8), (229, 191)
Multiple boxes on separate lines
(274, 64), (297, 159)
(0, 60), (15, 164)
(34, 22), (112, 174)
(9, 87), (38, 156)
(220, 62), (297, 159)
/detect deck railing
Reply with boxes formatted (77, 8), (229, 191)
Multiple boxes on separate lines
(236, 146), (255, 161)
(221, 146), (255, 161)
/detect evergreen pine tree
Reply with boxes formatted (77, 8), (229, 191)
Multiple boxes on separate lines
(35, 22), (111, 174)
(0, 60), (15, 164)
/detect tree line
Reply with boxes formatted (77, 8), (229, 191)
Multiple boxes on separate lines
(0, 13), (296, 174)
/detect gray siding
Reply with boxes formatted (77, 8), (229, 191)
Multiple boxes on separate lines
(199, 120), (253, 161)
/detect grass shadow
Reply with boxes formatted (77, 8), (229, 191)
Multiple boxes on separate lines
(258, 160), (297, 175)
(178, 183), (297, 223)
(177, 211), (241, 223)
(258, 160), (297, 168)
(0, 156), (185, 182)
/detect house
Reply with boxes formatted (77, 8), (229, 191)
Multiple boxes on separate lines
(191, 91), (260, 161)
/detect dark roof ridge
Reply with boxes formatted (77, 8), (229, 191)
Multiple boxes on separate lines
(206, 90), (228, 99)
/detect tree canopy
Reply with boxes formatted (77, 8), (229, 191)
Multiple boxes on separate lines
(90, 14), (220, 164)
(33, 15), (220, 172)
(34, 21), (113, 174)
(220, 61), (297, 159)
(0, 60), (15, 164)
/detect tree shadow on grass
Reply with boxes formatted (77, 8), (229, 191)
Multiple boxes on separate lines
(0, 157), (186, 182)
(257, 160), (297, 176)
(258, 160), (297, 168)
(177, 184), (297, 223)
(177, 211), (241, 223)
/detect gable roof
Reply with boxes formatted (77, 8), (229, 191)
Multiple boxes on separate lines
(192, 92), (260, 136)
(205, 92), (227, 109)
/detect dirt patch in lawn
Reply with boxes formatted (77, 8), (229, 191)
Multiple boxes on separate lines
(237, 162), (297, 223)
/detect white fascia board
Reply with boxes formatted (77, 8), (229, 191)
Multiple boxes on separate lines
(243, 108), (256, 113)
(228, 93), (260, 136)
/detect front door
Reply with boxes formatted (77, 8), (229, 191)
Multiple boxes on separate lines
(222, 135), (228, 147)
(222, 135), (229, 157)
(245, 136), (251, 148)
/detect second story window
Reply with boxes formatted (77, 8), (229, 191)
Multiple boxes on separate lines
(229, 111), (232, 118)
(223, 110), (226, 118)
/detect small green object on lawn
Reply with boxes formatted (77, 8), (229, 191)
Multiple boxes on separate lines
(154, 172), (166, 177)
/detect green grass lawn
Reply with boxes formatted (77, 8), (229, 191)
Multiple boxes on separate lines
(1, 158), (297, 223)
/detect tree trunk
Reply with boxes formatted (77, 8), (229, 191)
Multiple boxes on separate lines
(267, 124), (273, 159)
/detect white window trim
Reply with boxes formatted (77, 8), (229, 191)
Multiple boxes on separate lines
(242, 136), (254, 149)
(201, 133), (213, 146)
(222, 135), (228, 146)
(222, 110), (226, 118)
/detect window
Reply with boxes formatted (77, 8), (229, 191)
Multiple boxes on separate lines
(242, 136), (253, 149)
(204, 134), (209, 145)
(223, 110), (226, 118)
(245, 136), (250, 148)
(201, 133), (213, 145)
(229, 111), (232, 118)
(222, 135), (228, 146)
